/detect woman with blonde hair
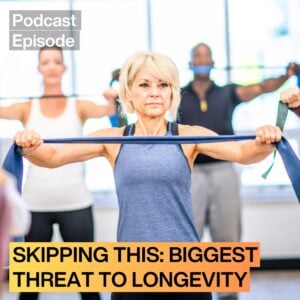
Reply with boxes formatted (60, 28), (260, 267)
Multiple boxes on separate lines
(15, 51), (282, 300)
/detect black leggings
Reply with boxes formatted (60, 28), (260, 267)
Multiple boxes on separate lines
(24, 206), (95, 242)
(112, 292), (212, 300)
(19, 206), (101, 300)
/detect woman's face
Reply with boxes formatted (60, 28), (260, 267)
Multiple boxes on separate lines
(129, 67), (172, 118)
(38, 49), (65, 86)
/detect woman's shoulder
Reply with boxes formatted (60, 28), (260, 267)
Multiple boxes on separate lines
(11, 100), (31, 109)
(13, 101), (31, 124)
(178, 124), (216, 136)
(88, 126), (125, 137)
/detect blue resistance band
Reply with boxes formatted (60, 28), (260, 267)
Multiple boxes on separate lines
(108, 72), (128, 128)
(296, 72), (300, 87)
(2, 135), (300, 202)
(293, 73), (300, 117)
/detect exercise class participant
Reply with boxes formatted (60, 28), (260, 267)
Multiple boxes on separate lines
(0, 46), (115, 300)
(15, 51), (282, 300)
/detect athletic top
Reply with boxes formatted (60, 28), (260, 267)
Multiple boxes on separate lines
(22, 99), (93, 212)
(178, 82), (241, 164)
(114, 122), (200, 242)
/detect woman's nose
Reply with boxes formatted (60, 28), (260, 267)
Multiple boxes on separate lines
(149, 85), (160, 96)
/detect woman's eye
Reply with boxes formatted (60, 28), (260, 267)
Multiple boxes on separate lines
(160, 83), (169, 88)
(139, 83), (149, 88)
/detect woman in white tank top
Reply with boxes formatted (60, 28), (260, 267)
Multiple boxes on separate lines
(0, 46), (115, 300)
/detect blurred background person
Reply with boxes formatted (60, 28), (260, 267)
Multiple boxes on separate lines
(178, 42), (300, 300)
(0, 45), (116, 300)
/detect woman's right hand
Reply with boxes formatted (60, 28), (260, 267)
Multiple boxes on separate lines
(14, 130), (43, 154)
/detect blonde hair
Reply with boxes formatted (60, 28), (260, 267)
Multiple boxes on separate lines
(119, 52), (181, 118)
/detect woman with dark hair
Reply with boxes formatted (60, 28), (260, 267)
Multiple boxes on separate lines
(0, 46), (114, 300)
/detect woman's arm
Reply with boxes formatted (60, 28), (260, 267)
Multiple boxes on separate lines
(77, 98), (116, 122)
(0, 102), (29, 123)
(185, 125), (281, 164)
(14, 127), (119, 168)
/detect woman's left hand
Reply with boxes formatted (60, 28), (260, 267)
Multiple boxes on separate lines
(280, 87), (300, 108)
(255, 125), (282, 144)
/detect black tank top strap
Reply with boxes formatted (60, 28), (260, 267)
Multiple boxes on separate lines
(169, 122), (184, 152)
(124, 122), (178, 136)
(170, 122), (179, 136)
(123, 124), (135, 136)
(123, 125), (131, 136)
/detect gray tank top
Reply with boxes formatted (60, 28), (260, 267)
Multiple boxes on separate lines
(114, 122), (200, 242)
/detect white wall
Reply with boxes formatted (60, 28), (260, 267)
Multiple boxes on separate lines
(241, 200), (300, 258)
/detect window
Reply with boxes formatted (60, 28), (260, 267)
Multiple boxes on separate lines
(228, 0), (300, 197)
(151, 0), (227, 85)
(73, 0), (148, 196)
(0, 0), (299, 202)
